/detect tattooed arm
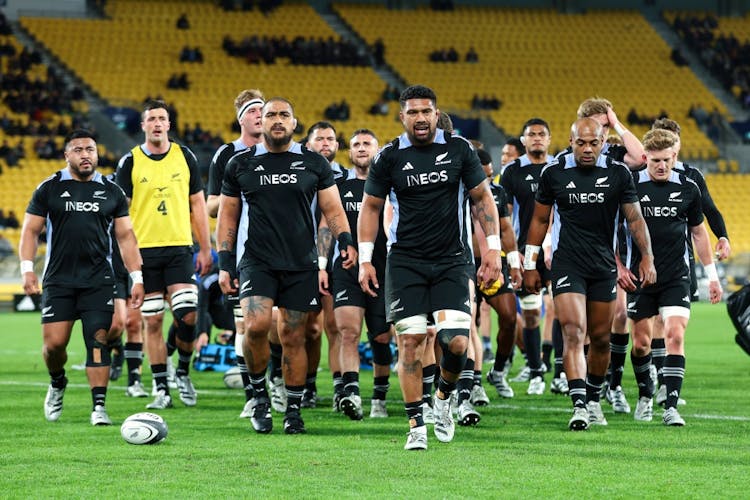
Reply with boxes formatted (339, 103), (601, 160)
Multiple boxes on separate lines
(621, 201), (656, 287)
(317, 217), (333, 295)
(216, 194), (240, 294)
(468, 180), (501, 288)
(318, 184), (357, 269)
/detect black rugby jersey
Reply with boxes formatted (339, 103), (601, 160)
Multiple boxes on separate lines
(673, 160), (727, 240)
(207, 139), (250, 197)
(222, 141), (335, 270)
(334, 169), (387, 270)
(627, 170), (703, 282)
(500, 154), (553, 247)
(536, 153), (637, 275)
(27, 170), (129, 287)
(365, 129), (486, 259)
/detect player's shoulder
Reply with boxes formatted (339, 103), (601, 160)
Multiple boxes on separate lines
(372, 139), (398, 166)
(540, 154), (566, 176)
(210, 141), (242, 165)
(116, 151), (133, 170)
(176, 143), (198, 163)
(603, 156), (632, 177)
(34, 169), (63, 191)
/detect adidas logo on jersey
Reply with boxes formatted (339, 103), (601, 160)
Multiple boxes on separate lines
(435, 152), (451, 165)
(682, 295), (690, 303)
(669, 192), (682, 202)
(309, 298), (318, 306)
(344, 191), (354, 198)
(669, 390), (680, 398)
(60, 191), (71, 198)
(556, 276), (570, 288)
(595, 176), (610, 187)
(402, 162), (414, 171)
(139, 177), (148, 183)
(255, 165), (265, 172)
(640, 194), (651, 203)
(565, 181), (576, 189)
(525, 174), (534, 181)
(106, 299), (114, 306)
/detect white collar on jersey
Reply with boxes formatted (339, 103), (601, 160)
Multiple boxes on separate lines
(60, 168), (104, 183)
(563, 152), (608, 169)
(397, 128), (447, 149)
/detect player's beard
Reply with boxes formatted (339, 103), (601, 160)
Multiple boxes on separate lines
(408, 125), (435, 146)
(264, 130), (293, 149)
(69, 161), (96, 180)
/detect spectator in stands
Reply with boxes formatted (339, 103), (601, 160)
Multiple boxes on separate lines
(0, 11), (12, 36)
(369, 98), (390, 116)
(0, 233), (13, 259)
(0, 209), (6, 228)
(5, 210), (19, 229)
(176, 13), (190, 30)
(671, 48), (688, 67)
(466, 47), (479, 63)
(372, 38), (385, 66)
(5, 141), (24, 167)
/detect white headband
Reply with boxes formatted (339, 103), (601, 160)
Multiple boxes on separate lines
(237, 98), (264, 122)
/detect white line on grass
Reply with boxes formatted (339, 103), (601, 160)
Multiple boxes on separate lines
(3, 380), (748, 422)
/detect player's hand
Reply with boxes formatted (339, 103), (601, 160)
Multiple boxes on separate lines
(509, 267), (523, 290)
(358, 261), (379, 298)
(715, 238), (731, 261)
(523, 269), (542, 294)
(22, 272), (40, 296)
(219, 270), (237, 295)
(195, 248), (213, 277)
(478, 249), (502, 289)
(340, 245), (358, 270)
(130, 283), (145, 308)
(318, 270), (330, 296)
(606, 107), (620, 128)
(638, 254), (657, 288)
(708, 280), (723, 304)
(194, 332), (209, 353)
(617, 262), (638, 292)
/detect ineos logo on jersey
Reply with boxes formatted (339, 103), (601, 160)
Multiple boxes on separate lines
(568, 192), (604, 204)
(406, 170), (448, 187)
(260, 173), (298, 185)
(65, 201), (100, 212)
(642, 206), (677, 217)
(344, 201), (362, 212)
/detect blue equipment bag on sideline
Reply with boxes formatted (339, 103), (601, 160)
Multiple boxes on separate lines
(193, 344), (237, 372)
(727, 283), (750, 356)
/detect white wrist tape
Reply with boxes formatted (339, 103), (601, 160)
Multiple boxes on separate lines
(358, 242), (374, 264)
(486, 234), (501, 252)
(704, 263), (719, 282)
(129, 270), (144, 285)
(614, 122), (628, 136)
(20, 260), (34, 274)
(506, 250), (521, 269)
(318, 256), (328, 271)
(523, 245), (540, 271)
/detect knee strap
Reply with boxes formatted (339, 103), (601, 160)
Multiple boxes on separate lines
(370, 338), (393, 365)
(82, 311), (113, 367)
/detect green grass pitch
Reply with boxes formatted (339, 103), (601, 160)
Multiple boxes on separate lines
(0, 303), (748, 498)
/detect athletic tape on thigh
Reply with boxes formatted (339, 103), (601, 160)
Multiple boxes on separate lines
(519, 293), (542, 310)
(233, 305), (243, 322)
(659, 306), (690, 320)
(141, 295), (165, 317)
(394, 314), (428, 335)
(234, 332), (244, 354)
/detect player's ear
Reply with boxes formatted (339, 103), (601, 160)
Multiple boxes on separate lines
(520, 136), (526, 145)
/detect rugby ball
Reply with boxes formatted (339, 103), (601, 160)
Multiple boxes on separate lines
(223, 366), (244, 389)
(120, 412), (168, 445)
